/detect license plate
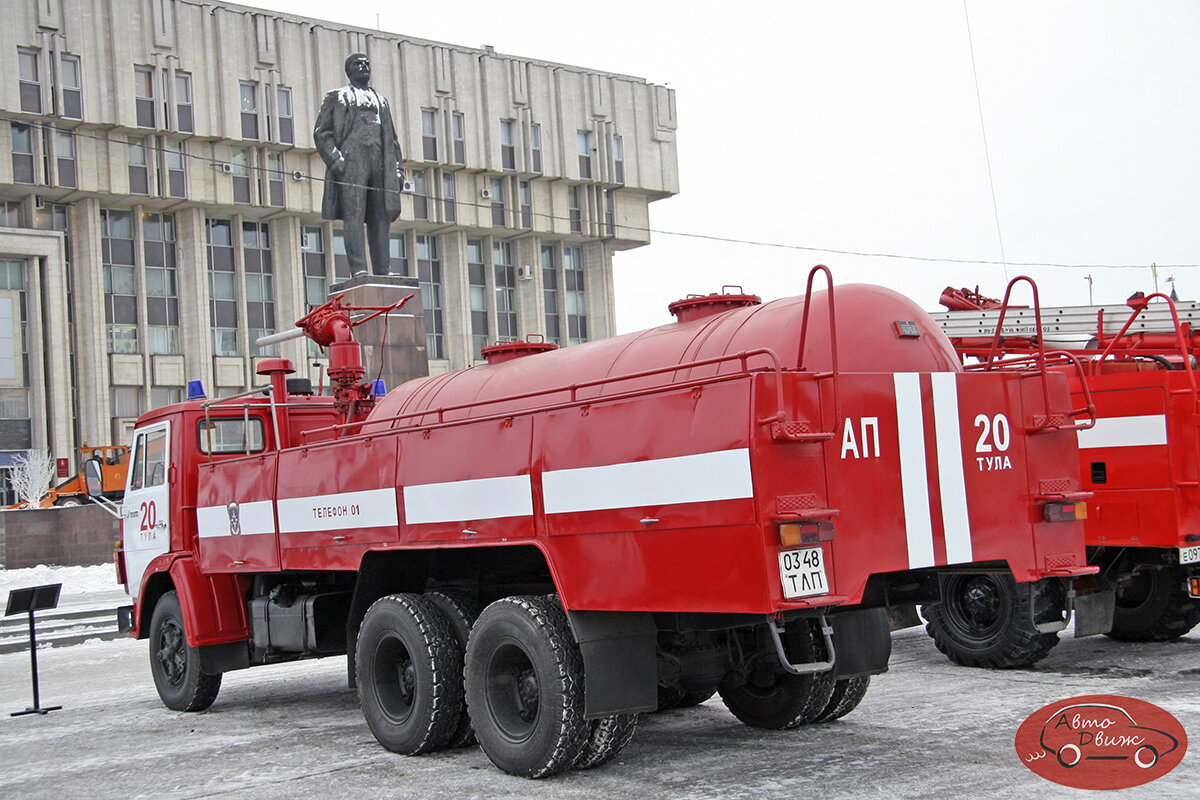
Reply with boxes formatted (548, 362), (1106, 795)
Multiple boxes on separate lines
(779, 546), (829, 599)
(1181, 546), (1200, 566)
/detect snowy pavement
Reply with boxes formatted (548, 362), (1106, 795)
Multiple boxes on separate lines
(0, 565), (1196, 799)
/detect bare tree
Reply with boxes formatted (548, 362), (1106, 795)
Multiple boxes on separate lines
(9, 448), (56, 509)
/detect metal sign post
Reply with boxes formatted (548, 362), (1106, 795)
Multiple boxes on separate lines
(5, 583), (63, 716)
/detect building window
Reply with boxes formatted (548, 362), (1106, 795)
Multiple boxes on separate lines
(111, 387), (142, 421)
(10, 123), (35, 184)
(613, 135), (624, 184)
(467, 239), (489, 360)
(206, 218), (238, 356)
(302, 226), (327, 308)
(162, 140), (186, 198)
(604, 189), (615, 237)
(389, 234), (408, 275)
(240, 82), (259, 140)
(490, 177), (506, 227)
(578, 131), (592, 179)
(332, 229), (349, 281)
(128, 137), (149, 195)
(101, 209), (138, 353)
(144, 213), (180, 355)
(542, 245), (561, 345)
(18, 49), (41, 114)
(175, 72), (193, 133)
(417, 234), (444, 359)
(412, 169), (429, 220)
(493, 241), (517, 340)
(54, 129), (76, 188)
(530, 123), (543, 174)
(277, 87), (294, 145)
(442, 172), (457, 224)
(0, 201), (22, 228)
(243, 221), (275, 356)
(265, 151), (284, 207)
(500, 120), (516, 170)
(568, 185), (582, 233)
(134, 66), (156, 128)
(0, 259), (31, 452)
(422, 108), (438, 161)
(565, 245), (587, 345)
(150, 387), (183, 409)
(230, 147), (251, 204)
(519, 180), (532, 229)
(452, 112), (465, 165)
(60, 55), (82, 119)
(302, 226), (327, 357)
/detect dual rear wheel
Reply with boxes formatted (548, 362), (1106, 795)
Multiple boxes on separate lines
(356, 592), (636, 778)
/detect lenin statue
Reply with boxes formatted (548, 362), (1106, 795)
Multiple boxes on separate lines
(314, 53), (404, 276)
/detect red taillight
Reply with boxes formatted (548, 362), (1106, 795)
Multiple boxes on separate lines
(780, 521), (835, 546)
(1043, 502), (1087, 523)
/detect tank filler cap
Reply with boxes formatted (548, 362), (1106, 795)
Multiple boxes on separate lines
(668, 285), (761, 323)
(255, 358), (296, 376)
(481, 336), (559, 365)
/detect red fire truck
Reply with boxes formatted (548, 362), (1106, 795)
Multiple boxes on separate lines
(925, 280), (1200, 665)
(102, 268), (1108, 777)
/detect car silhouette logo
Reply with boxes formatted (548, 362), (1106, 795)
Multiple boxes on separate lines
(1038, 702), (1179, 769)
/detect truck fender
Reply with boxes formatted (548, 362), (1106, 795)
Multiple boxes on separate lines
(167, 557), (250, 648)
(566, 610), (658, 718)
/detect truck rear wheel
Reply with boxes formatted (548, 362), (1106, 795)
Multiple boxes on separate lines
(574, 714), (639, 770)
(148, 591), (221, 712)
(425, 590), (481, 748)
(356, 593), (463, 755)
(812, 676), (870, 723)
(717, 619), (836, 729)
(464, 595), (589, 778)
(1108, 566), (1200, 641)
(922, 574), (1060, 668)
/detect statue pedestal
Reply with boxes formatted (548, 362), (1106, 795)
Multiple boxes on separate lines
(329, 274), (429, 392)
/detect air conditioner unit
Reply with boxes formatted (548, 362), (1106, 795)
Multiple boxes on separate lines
(301, 232), (313, 250)
(402, 180), (415, 193)
(291, 170), (306, 181)
(480, 188), (493, 200)
(517, 265), (534, 280)
(220, 163), (234, 174)
(34, 195), (46, 210)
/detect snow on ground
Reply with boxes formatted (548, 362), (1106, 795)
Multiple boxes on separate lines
(0, 562), (118, 597)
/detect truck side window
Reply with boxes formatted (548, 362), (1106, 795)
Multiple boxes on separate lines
(129, 435), (146, 491)
(197, 418), (266, 454)
(144, 429), (168, 487)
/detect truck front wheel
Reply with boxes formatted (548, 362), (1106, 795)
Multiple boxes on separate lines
(922, 574), (1060, 668)
(148, 591), (221, 711)
(464, 595), (589, 778)
(356, 593), (463, 755)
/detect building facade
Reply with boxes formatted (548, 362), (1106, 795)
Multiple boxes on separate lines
(0, 0), (679, 501)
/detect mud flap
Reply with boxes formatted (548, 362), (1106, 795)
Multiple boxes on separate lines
(829, 607), (891, 678)
(567, 610), (658, 718)
(1072, 578), (1115, 638)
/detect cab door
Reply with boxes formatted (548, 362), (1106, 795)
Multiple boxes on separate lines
(122, 421), (171, 600)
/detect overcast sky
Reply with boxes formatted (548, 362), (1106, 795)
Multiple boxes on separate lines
(251, 0), (1200, 333)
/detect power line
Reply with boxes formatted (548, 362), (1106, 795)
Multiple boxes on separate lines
(3, 113), (1196, 272)
(963, 0), (1009, 281)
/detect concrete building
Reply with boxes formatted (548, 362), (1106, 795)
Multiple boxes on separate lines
(0, 0), (678, 502)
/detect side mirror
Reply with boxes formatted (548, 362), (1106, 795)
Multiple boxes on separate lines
(83, 458), (104, 498)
